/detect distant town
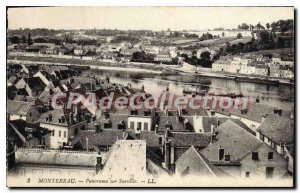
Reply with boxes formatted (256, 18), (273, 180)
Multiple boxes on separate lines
(7, 17), (294, 187)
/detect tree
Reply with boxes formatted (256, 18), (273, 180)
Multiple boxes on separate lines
(10, 36), (20, 44)
(21, 35), (26, 44)
(27, 32), (33, 46)
(241, 23), (250, 30)
(180, 53), (189, 60)
(266, 23), (270, 30)
(200, 51), (211, 60)
(237, 33), (242, 39)
(256, 22), (262, 30)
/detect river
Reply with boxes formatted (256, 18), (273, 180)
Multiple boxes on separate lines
(86, 69), (294, 111)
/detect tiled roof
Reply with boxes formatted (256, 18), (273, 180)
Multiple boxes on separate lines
(23, 77), (46, 91)
(128, 131), (162, 147)
(257, 114), (294, 144)
(39, 109), (72, 126)
(71, 130), (124, 149)
(7, 100), (35, 116)
(7, 120), (51, 144)
(216, 102), (274, 123)
(200, 120), (262, 162)
(170, 132), (211, 148)
(156, 116), (188, 134)
(175, 146), (228, 177)
(15, 149), (98, 167)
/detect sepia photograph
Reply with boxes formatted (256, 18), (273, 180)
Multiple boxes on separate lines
(5, 6), (295, 187)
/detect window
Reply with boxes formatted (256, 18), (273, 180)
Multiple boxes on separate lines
(159, 137), (162, 145)
(245, 172), (250, 178)
(266, 167), (274, 179)
(64, 131), (67, 138)
(130, 122), (134, 130)
(59, 130), (61, 137)
(268, 152), (273, 160)
(52, 130), (55, 136)
(252, 152), (259, 160)
(144, 122), (149, 131)
(224, 154), (230, 162)
(29, 113), (32, 116)
(137, 122), (142, 131)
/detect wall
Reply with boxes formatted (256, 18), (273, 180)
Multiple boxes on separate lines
(240, 143), (288, 179)
(128, 117), (152, 133)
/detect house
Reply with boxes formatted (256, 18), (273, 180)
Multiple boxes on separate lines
(212, 59), (232, 72)
(71, 129), (124, 153)
(45, 45), (61, 55)
(74, 47), (84, 56)
(128, 109), (153, 133)
(15, 77), (47, 97)
(200, 120), (289, 179)
(7, 100), (40, 123)
(279, 66), (294, 79)
(39, 108), (88, 149)
(163, 131), (211, 172)
(256, 111), (294, 173)
(7, 120), (51, 148)
(215, 101), (275, 132)
(97, 140), (147, 179)
(255, 64), (269, 76)
(175, 146), (226, 177)
(143, 45), (161, 55)
(196, 47), (216, 59)
(9, 148), (101, 178)
(33, 70), (57, 87)
(154, 50), (172, 62)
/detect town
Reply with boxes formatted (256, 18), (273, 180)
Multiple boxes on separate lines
(6, 8), (294, 187)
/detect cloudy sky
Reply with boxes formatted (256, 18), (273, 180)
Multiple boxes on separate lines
(7, 7), (294, 30)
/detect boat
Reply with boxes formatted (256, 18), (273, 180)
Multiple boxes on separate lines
(209, 92), (244, 98)
(182, 88), (207, 96)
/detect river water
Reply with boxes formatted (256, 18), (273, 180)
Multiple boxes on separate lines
(87, 69), (294, 111)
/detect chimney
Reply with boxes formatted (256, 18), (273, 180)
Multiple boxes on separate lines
(164, 139), (175, 173)
(85, 137), (89, 152)
(141, 85), (144, 92)
(175, 112), (180, 123)
(256, 96), (260, 103)
(127, 83), (132, 89)
(218, 146), (225, 161)
(165, 108), (169, 116)
(106, 77), (110, 83)
(178, 108), (182, 116)
(95, 122), (101, 133)
(49, 115), (52, 122)
(217, 119), (221, 127)
(210, 125), (215, 133)
(211, 133), (217, 143)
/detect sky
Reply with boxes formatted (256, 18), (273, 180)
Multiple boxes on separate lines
(7, 7), (294, 31)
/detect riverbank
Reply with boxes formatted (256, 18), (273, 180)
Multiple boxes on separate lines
(7, 55), (294, 85)
(164, 64), (294, 86)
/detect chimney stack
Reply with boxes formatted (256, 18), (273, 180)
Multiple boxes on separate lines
(164, 139), (175, 174)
